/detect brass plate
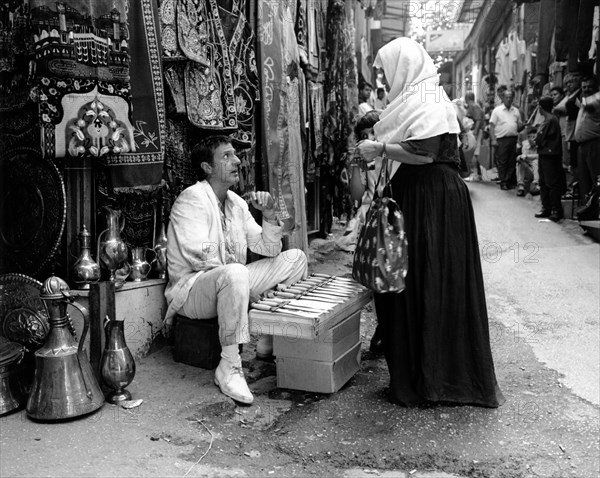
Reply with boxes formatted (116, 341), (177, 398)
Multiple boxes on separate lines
(0, 148), (66, 276)
(0, 273), (49, 350)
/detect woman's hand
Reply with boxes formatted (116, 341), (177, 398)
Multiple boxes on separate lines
(356, 139), (384, 161)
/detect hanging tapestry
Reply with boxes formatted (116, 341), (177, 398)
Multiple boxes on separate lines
(31, 0), (133, 160)
(31, 0), (165, 189)
(259, 0), (308, 254)
(105, 0), (166, 190)
(0, 1), (39, 153)
(307, 81), (324, 178)
(158, 0), (185, 59)
(320, 0), (359, 234)
(177, 0), (258, 148)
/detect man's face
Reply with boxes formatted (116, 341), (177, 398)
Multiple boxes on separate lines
(206, 143), (241, 187)
(527, 132), (536, 144)
(550, 90), (564, 105)
(582, 80), (598, 98)
(502, 92), (514, 108)
(360, 86), (372, 101)
(565, 76), (581, 94)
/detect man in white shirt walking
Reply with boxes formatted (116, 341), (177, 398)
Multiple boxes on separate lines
(489, 89), (524, 190)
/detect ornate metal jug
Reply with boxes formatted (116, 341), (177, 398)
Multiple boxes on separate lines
(129, 247), (155, 282)
(72, 225), (101, 289)
(97, 207), (128, 282)
(26, 275), (104, 420)
(152, 222), (168, 280)
(100, 317), (135, 404)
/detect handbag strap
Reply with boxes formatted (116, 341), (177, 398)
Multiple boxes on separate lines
(372, 153), (394, 197)
(364, 153), (394, 219)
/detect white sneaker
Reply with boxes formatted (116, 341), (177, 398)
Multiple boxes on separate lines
(256, 335), (273, 360)
(214, 360), (254, 404)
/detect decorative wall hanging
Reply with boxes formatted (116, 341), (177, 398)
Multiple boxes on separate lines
(30, 0), (132, 160)
(0, 147), (66, 277)
(67, 96), (133, 157)
(175, 0), (259, 147)
(0, 2), (39, 154)
(105, 0), (166, 190)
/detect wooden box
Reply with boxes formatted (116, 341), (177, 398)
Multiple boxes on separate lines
(276, 341), (362, 393)
(273, 309), (360, 362)
(173, 316), (221, 370)
(249, 284), (371, 340)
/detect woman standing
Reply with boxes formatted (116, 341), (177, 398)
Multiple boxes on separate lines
(356, 38), (504, 408)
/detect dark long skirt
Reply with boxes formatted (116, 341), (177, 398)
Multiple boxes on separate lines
(374, 162), (505, 408)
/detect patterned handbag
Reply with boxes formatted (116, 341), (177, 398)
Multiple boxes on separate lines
(352, 156), (408, 293)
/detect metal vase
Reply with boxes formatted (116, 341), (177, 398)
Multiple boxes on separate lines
(100, 318), (136, 404)
(152, 222), (168, 279)
(72, 225), (101, 289)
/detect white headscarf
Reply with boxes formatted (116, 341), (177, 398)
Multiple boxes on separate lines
(373, 38), (460, 145)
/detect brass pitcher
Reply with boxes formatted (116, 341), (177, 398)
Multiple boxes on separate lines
(26, 275), (104, 420)
(97, 207), (128, 283)
(100, 317), (136, 404)
(129, 247), (155, 282)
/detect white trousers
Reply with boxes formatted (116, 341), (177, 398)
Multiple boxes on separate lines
(181, 249), (308, 346)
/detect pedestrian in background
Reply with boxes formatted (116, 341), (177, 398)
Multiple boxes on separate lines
(574, 75), (600, 202)
(358, 80), (374, 117)
(550, 86), (569, 169)
(356, 37), (505, 409)
(534, 97), (567, 221)
(373, 86), (387, 111)
(464, 92), (485, 182)
(489, 89), (524, 190)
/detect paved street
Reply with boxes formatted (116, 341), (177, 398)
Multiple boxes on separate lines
(1, 175), (599, 478)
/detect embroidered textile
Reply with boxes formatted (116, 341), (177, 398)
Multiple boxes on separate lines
(106, 0), (166, 189)
(177, 0), (259, 147)
(259, 0), (308, 253)
(0, 1), (39, 153)
(307, 81), (324, 177)
(31, 0), (132, 160)
(31, 0), (165, 189)
(320, 0), (358, 232)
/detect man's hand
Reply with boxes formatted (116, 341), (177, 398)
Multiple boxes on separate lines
(162, 317), (173, 339)
(250, 191), (277, 220)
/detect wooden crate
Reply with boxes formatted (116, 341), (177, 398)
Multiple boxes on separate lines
(249, 286), (371, 340)
(275, 341), (361, 393)
(273, 309), (360, 362)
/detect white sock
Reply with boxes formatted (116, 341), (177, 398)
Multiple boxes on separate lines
(220, 344), (241, 367)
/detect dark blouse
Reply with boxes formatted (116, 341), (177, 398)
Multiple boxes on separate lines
(401, 133), (460, 166)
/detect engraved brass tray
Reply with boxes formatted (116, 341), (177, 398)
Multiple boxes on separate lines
(0, 273), (49, 350)
(0, 148), (66, 276)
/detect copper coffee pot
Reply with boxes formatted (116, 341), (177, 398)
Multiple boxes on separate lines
(26, 275), (104, 420)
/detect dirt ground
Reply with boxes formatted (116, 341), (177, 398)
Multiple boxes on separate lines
(1, 219), (598, 478)
(131, 221), (598, 478)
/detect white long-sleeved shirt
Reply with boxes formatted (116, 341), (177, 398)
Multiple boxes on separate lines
(164, 181), (282, 325)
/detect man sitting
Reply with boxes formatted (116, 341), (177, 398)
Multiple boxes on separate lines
(163, 135), (308, 404)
